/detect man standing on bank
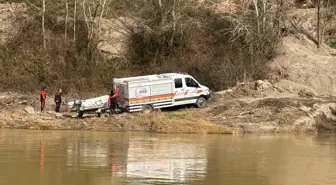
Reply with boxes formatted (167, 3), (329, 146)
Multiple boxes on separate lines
(54, 89), (62, 112)
(40, 87), (47, 112)
(108, 84), (119, 114)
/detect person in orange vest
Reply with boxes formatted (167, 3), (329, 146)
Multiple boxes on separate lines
(54, 89), (62, 112)
(108, 84), (119, 114)
(40, 87), (47, 112)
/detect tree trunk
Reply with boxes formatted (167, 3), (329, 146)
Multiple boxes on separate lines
(73, 0), (77, 43)
(82, 0), (90, 35)
(97, 0), (107, 36)
(322, 0), (330, 40)
(65, 0), (68, 38)
(317, 0), (321, 48)
(42, 0), (46, 49)
(252, 0), (260, 35)
(290, 19), (319, 45)
(170, 0), (176, 46)
(82, 0), (92, 48)
(262, 0), (267, 33)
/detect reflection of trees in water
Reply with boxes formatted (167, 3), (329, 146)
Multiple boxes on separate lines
(124, 136), (208, 183)
(3, 130), (336, 185)
(63, 134), (209, 184)
(66, 135), (130, 170)
(0, 130), (130, 185)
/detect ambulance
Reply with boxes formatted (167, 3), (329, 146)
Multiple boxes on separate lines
(67, 73), (212, 117)
(114, 73), (212, 113)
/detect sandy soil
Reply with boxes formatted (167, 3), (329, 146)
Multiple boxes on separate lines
(271, 36), (336, 96)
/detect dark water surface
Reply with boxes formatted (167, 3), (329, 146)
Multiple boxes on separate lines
(0, 130), (336, 185)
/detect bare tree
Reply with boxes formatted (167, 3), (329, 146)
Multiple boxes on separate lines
(322, 0), (331, 42)
(317, 0), (322, 48)
(82, 0), (108, 48)
(65, 0), (68, 38)
(290, 0), (329, 48)
(25, 0), (41, 10)
(74, 0), (77, 42)
(290, 19), (319, 45)
(97, 0), (107, 36)
(170, 0), (176, 46)
(251, 0), (260, 35)
(262, 0), (267, 33)
(42, 0), (46, 49)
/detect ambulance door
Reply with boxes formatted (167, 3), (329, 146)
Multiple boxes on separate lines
(173, 77), (186, 105)
(184, 77), (200, 104)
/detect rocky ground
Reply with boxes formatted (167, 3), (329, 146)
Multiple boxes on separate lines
(207, 80), (336, 133)
(1, 79), (336, 134)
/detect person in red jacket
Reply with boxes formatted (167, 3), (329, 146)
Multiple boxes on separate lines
(40, 87), (47, 112)
(108, 85), (119, 114)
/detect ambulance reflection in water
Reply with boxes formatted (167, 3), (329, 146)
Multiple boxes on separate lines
(66, 140), (112, 168)
(66, 138), (207, 183)
(125, 138), (207, 183)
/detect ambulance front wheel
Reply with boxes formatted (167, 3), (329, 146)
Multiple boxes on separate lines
(196, 97), (207, 108)
(142, 104), (153, 114)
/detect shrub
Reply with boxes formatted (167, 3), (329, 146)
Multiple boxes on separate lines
(0, 0), (282, 94)
(330, 41), (336, 48)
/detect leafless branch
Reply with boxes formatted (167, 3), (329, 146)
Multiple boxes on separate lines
(25, 0), (40, 11)
(290, 19), (319, 45)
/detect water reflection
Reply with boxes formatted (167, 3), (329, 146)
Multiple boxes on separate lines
(125, 137), (207, 183)
(0, 130), (336, 185)
(64, 134), (207, 184)
(40, 137), (44, 174)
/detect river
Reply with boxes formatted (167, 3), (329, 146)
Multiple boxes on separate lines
(0, 130), (336, 185)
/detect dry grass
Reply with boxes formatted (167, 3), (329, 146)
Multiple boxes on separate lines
(136, 110), (234, 134)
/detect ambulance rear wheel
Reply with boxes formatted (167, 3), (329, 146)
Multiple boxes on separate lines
(142, 105), (153, 114)
(196, 97), (207, 108)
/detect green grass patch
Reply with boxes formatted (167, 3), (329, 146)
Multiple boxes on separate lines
(329, 41), (336, 48)
(165, 112), (187, 120)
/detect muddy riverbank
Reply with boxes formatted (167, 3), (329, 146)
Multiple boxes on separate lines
(1, 81), (336, 134)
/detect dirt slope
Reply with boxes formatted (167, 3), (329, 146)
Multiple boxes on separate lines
(207, 82), (336, 133)
(271, 36), (336, 96)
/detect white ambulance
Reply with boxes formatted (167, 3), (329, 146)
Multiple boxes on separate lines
(114, 73), (212, 113)
(67, 73), (212, 117)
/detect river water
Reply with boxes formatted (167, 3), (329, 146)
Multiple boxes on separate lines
(0, 130), (336, 185)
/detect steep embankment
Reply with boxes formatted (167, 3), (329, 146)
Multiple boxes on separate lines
(270, 7), (336, 96)
(271, 36), (336, 96)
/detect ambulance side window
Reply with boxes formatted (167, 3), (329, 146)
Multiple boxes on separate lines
(174, 78), (183, 88)
(185, 78), (199, 88)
